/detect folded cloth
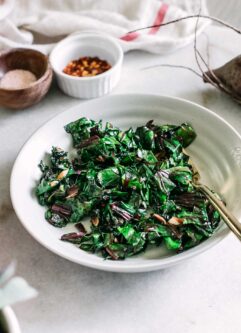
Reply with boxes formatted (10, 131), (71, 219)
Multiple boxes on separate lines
(0, 0), (209, 54)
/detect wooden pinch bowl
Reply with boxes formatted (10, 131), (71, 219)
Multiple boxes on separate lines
(0, 48), (53, 109)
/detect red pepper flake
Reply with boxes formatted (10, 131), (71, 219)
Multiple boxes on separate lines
(63, 56), (111, 77)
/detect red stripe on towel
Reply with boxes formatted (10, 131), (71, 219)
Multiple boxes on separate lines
(120, 2), (168, 42)
(120, 31), (139, 41)
(148, 3), (169, 34)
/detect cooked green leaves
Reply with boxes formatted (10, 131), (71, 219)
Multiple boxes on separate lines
(36, 117), (220, 260)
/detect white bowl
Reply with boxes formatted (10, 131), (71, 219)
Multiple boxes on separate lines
(50, 33), (123, 99)
(0, 307), (21, 333)
(10, 94), (241, 273)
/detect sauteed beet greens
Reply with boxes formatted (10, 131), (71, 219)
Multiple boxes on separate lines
(36, 117), (221, 260)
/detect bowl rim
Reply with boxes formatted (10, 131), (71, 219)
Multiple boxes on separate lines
(0, 48), (52, 92)
(10, 93), (240, 272)
(49, 32), (123, 82)
(0, 307), (21, 333)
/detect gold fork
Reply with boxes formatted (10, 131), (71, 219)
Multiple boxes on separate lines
(190, 159), (241, 241)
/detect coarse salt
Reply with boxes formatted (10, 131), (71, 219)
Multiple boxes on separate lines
(0, 69), (37, 89)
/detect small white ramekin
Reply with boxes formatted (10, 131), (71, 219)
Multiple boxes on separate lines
(50, 32), (123, 99)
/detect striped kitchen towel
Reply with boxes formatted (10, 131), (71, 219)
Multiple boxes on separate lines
(0, 0), (209, 54)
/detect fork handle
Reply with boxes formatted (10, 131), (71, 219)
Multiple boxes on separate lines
(197, 184), (241, 241)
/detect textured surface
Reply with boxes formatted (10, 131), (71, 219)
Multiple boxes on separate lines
(1, 18), (241, 333)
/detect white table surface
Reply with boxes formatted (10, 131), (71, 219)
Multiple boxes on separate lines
(1, 23), (241, 333)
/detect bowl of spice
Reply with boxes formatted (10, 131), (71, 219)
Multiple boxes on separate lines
(0, 48), (53, 109)
(50, 32), (123, 99)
